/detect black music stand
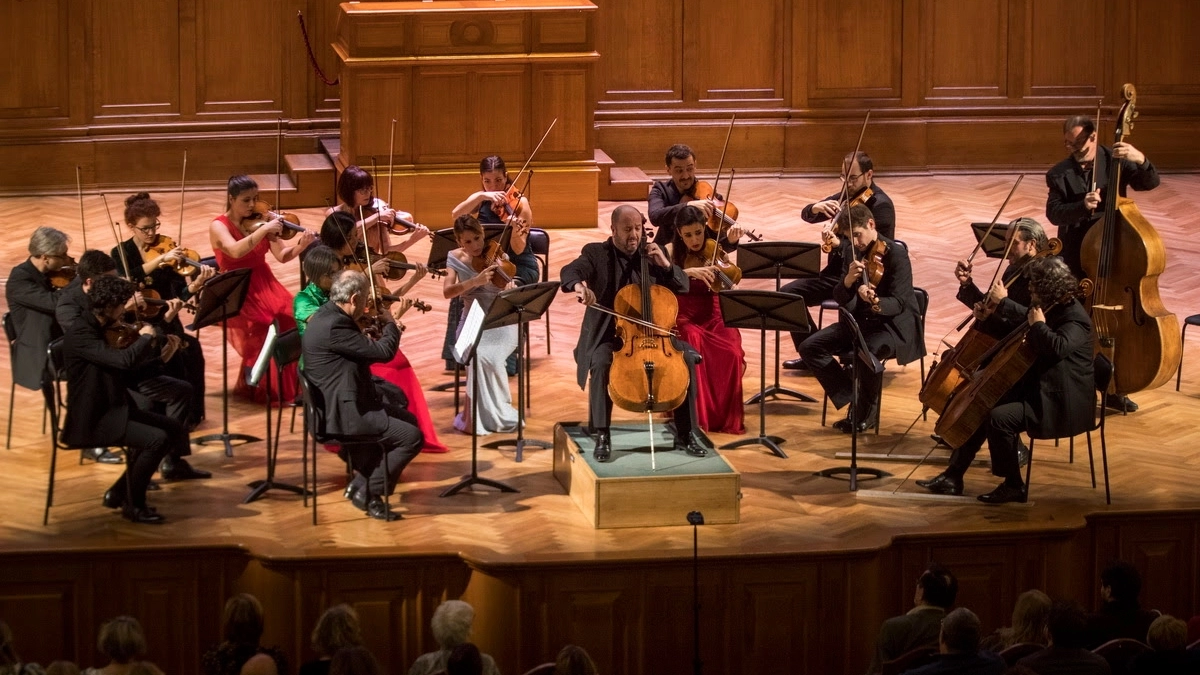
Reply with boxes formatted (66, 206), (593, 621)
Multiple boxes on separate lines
(717, 290), (812, 459)
(191, 269), (261, 457)
(736, 242), (821, 404)
(483, 282), (559, 462)
(243, 324), (308, 503)
(971, 222), (1012, 259)
(814, 307), (891, 491)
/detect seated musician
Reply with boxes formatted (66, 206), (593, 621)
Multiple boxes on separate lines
(328, 165), (431, 256)
(953, 218), (1048, 339)
(918, 256), (1095, 504)
(798, 204), (922, 433)
(56, 250), (208, 480)
(648, 144), (743, 249)
(784, 151), (896, 370)
(301, 269), (424, 520)
(667, 206), (746, 435)
(559, 204), (706, 461)
(1046, 114), (1159, 413)
(5, 227), (70, 392)
(61, 275), (192, 524)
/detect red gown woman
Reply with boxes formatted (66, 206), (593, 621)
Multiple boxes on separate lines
(670, 208), (746, 434)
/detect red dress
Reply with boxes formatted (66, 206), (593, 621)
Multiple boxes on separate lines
(371, 351), (449, 453)
(675, 278), (746, 434)
(213, 215), (298, 403)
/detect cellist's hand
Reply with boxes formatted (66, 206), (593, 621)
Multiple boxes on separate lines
(954, 259), (973, 285)
(1027, 305), (1045, 326)
(972, 301), (990, 322)
(987, 279), (1007, 304)
(684, 266), (716, 284)
(574, 281), (596, 306)
(643, 241), (671, 268)
(811, 199), (841, 218)
(1084, 190), (1101, 210)
(1111, 142), (1146, 165)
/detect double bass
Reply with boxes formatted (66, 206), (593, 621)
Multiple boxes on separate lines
(1081, 83), (1180, 395)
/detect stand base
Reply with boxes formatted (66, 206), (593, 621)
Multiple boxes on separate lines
(483, 437), (553, 463)
(440, 474), (520, 497)
(814, 466), (892, 492)
(194, 432), (262, 458)
(746, 385), (817, 405)
(722, 435), (787, 459)
(431, 379), (463, 392)
(243, 480), (309, 504)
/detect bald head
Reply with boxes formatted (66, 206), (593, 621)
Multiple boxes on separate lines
(610, 205), (645, 255)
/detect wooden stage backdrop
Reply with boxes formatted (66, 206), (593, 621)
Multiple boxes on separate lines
(1, 0), (1199, 196)
(1, 176), (1200, 674)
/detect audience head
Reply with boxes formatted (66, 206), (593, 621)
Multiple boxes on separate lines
(221, 593), (265, 647)
(446, 643), (483, 675)
(97, 616), (147, 665)
(127, 662), (163, 675)
(554, 645), (598, 675)
(329, 646), (379, 675)
(0, 621), (19, 666)
(1146, 614), (1187, 652)
(311, 604), (363, 658)
(45, 661), (80, 675)
(916, 564), (958, 610)
(1046, 600), (1089, 649)
(1010, 590), (1052, 644)
(431, 600), (476, 649)
(940, 607), (982, 654)
(1100, 560), (1142, 604)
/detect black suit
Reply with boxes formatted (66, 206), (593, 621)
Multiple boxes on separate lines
(1016, 646), (1111, 675)
(799, 235), (924, 420)
(867, 606), (945, 674)
(5, 260), (62, 390)
(955, 261), (1032, 339)
(647, 179), (739, 251)
(559, 239), (701, 436)
(301, 302), (422, 497)
(902, 651), (1005, 675)
(61, 312), (185, 508)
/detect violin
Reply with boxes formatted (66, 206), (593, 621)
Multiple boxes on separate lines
(357, 296), (431, 338)
(104, 321), (145, 349)
(686, 181), (762, 241)
(857, 238), (888, 313)
(367, 248), (445, 281)
(47, 256), (78, 289)
(820, 187), (874, 253)
(361, 197), (426, 237)
(473, 241), (517, 290)
(141, 234), (203, 278)
(248, 200), (305, 240)
(683, 239), (742, 292)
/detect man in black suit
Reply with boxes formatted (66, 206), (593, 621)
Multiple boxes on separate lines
(903, 608), (1005, 675)
(784, 151), (897, 370)
(1018, 601), (1113, 675)
(61, 275), (189, 524)
(301, 269), (423, 520)
(918, 256), (1095, 504)
(560, 204), (706, 462)
(5, 227), (69, 392)
(952, 218), (1049, 340)
(1085, 560), (1159, 649)
(867, 564), (958, 674)
(647, 143), (744, 249)
(798, 204), (924, 433)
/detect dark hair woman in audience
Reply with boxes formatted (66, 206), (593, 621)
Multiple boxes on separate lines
(299, 605), (363, 675)
(81, 616), (145, 675)
(201, 594), (287, 675)
(553, 645), (598, 675)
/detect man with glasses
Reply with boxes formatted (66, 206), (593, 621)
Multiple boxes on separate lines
(783, 151), (896, 370)
(1045, 114), (1159, 413)
(5, 227), (71, 393)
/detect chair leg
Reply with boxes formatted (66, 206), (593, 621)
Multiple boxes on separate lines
(1100, 426), (1111, 505)
(290, 405), (298, 434)
(1024, 438), (1034, 490)
(875, 385), (882, 435)
(920, 358), (927, 421)
(820, 393), (829, 426)
(6, 381), (14, 449)
(545, 309), (551, 355)
(1068, 436), (1074, 463)
(44, 441), (59, 526)
(1178, 323), (1188, 391)
(1085, 431), (1097, 488)
(42, 401), (47, 435)
(311, 434), (318, 526)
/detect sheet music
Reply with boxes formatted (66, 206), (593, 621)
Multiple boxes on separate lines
(453, 299), (486, 363)
(248, 323), (277, 386)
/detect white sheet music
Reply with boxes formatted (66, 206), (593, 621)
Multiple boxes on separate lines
(453, 299), (486, 364)
(248, 323), (277, 386)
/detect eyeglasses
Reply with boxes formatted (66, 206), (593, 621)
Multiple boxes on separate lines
(1063, 133), (1093, 151)
(840, 172), (865, 181)
(135, 221), (162, 234)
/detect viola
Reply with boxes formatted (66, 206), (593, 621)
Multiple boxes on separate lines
(357, 296), (431, 338)
(820, 187), (874, 253)
(683, 239), (742, 293)
(248, 200), (305, 240)
(687, 180), (743, 238)
(857, 238), (888, 313)
(473, 241), (517, 290)
(141, 234), (203, 278)
(47, 256), (77, 289)
(104, 321), (145, 349)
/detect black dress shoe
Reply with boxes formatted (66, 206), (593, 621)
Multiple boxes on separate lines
(160, 458), (212, 480)
(86, 447), (125, 464)
(1017, 441), (1030, 468)
(674, 436), (709, 458)
(146, 480), (161, 491)
(832, 414), (876, 434)
(782, 358), (810, 371)
(365, 496), (401, 521)
(122, 506), (165, 524)
(351, 487), (370, 511)
(102, 489), (125, 509)
(1104, 394), (1139, 413)
(593, 433), (613, 463)
(977, 482), (1028, 504)
(915, 472), (964, 496)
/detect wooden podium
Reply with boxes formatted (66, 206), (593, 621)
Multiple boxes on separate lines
(334, 0), (599, 229)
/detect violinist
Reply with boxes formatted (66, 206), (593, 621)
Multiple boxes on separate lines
(61, 275), (193, 524)
(328, 165), (432, 256)
(953, 218), (1048, 339)
(917, 257), (1095, 504)
(319, 211), (429, 305)
(1045, 115), (1159, 414)
(798, 205), (923, 433)
(783, 151), (896, 370)
(648, 144), (744, 249)
(5, 227), (70, 391)
(442, 215), (520, 435)
(559, 205), (706, 461)
(668, 206), (746, 435)
(209, 175), (316, 402)
(116, 192), (215, 429)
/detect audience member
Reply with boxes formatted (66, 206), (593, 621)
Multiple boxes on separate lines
(902, 607), (1004, 675)
(125, 664), (162, 675)
(868, 564), (959, 674)
(1129, 615), (1200, 675)
(300, 605), (363, 675)
(0, 622), (44, 675)
(1188, 614), (1200, 646)
(982, 591), (1052, 652)
(201, 594), (287, 675)
(554, 646), (598, 675)
(44, 663), (78, 675)
(408, 601), (500, 675)
(446, 644), (483, 675)
(82, 616), (146, 675)
(329, 647), (380, 675)
(1017, 601), (1111, 675)
(1084, 561), (1158, 649)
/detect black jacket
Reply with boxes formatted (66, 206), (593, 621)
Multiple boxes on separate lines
(955, 260), (1032, 340)
(301, 302), (400, 436)
(833, 235), (925, 366)
(61, 311), (158, 447)
(1020, 299), (1095, 440)
(802, 183), (896, 278)
(5, 259), (62, 389)
(647, 180), (739, 251)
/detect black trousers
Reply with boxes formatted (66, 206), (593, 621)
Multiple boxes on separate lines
(946, 393), (1032, 483)
(781, 274), (838, 352)
(128, 374), (193, 458)
(162, 333), (205, 426)
(798, 320), (896, 419)
(111, 409), (182, 508)
(344, 417), (423, 498)
(584, 340), (700, 440)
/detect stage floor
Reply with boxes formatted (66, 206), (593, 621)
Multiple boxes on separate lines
(2, 175), (1199, 564)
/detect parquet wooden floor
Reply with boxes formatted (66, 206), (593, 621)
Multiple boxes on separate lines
(2, 174), (1199, 563)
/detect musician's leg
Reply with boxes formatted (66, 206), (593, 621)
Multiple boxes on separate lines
(800, 323), (854, 408)
(672, 343), (706, 456)
(586, 345), (615, 434)
(782, 276), (834, 354)
(977, 401), (1032, 504)
(855, 329), (897, 424)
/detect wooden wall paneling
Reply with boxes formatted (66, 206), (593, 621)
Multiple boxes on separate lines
(343, 68), (411, 167)
(785, 118), (930, 174)
(594, 0), (683, 106)
(532, 65), (594, 160)
(920, 0), (1010, 101)
(806, 0), (903, 103)
(316, 564), (425, 675)
(472, 66), (532, 159)
(1102, 515), (1200, 620)
(196, 0), (284, 115)
(90, 0), (180, 120)
(730, 562), (819, 675)
(0, 0), (72, 122)
(543, 569), (638, 675)
(306, 0), (344, 116)
(462, 569), (527, 675)
(1022, 0), (1105, 99)
(687, 0), (787, 105)
(1129, 0), (1200, 101)
(640, 566), (728, 675)
(119, 559), (201, 675)
(0, 563), (86, 669)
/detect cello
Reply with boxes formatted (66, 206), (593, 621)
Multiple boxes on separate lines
(1081, 84), (1180, 395)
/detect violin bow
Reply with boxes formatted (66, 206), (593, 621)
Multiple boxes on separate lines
(274, 118), (283, 217)
(709, 169), (737, 266)
(708, 114), (736, 200)
(357, 205), (385, 309)
(178, 150), (188, 244)
(75, 166), (87, 250)
(496, 117), (557, 245)
(837, 110), (872, 212)
(387, 118), (397, 209)
(965, 174), (1024, 264)
(101, 193), (135, 284)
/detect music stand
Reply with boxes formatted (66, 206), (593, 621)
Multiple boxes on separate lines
(717, 290), (812, 459)
(971, 222), (1011, 259)
(483, 281), (559, 462)
(191, 269), (261, 457)
(244, 324), (308, 503)
(814, 307), (891, 491)
(736, 242), (822, 404)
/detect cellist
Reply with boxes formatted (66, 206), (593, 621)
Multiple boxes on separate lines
(560, 205), (706, 462)
(917, 257), (1094, 504)
(953, 218), (1049, 339)
(1045, 114), (1159, 414)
